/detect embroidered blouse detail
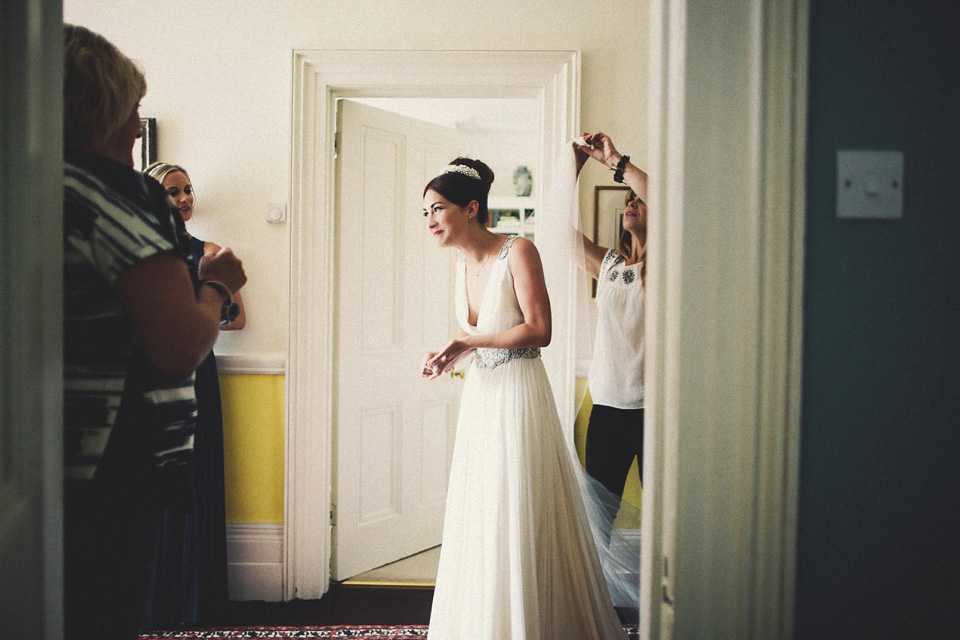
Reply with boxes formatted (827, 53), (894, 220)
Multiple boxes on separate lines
(601, 249), (621, 271)
(600, 251), (638, 286)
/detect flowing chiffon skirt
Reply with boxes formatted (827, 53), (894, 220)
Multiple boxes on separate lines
(428, 355), (627, 640)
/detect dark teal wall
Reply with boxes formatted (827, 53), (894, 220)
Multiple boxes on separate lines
(797, 1), (960, 638)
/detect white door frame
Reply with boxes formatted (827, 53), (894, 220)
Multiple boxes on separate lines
(286, 50), (581, 600)
(641, 1), (807, 638)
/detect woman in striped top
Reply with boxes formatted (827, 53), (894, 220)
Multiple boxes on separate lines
(63, 24), (247, 640)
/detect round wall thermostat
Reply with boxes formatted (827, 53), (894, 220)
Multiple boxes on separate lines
(266, 203), (286, 223)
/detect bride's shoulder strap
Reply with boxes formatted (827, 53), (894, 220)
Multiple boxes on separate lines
(498, 234), (518, 259)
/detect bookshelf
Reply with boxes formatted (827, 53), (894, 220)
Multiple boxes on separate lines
(488, 196), (535, 240)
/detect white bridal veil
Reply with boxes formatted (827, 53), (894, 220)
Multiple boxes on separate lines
(538, 139), (642, 611)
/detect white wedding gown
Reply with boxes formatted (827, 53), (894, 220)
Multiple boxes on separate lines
(428, 235), (628, 640)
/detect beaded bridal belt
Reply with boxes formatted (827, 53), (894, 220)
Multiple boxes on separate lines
(474, 347), (541, 370)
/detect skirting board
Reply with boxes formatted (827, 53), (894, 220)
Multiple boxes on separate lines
(227, 522), (284, 602)
(216, 355), (286, 375)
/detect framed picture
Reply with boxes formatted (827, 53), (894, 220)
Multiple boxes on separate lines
(133, 118), (157, 172)
(592, 186), (630, 295)
(593, 185), (631, 249)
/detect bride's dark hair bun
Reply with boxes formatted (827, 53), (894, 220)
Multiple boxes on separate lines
(424, 157), (495, 225)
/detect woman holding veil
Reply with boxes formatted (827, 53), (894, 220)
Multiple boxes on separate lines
(573, 131), (648, 522)
(421, 158), (628, 639)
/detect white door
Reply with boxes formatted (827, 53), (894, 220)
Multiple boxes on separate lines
(333, 99), (472, 580)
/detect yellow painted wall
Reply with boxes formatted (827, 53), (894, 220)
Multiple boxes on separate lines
(219, 374), (285, 523)
(574, 379), (643, 513)
(219, 373), (639, 525)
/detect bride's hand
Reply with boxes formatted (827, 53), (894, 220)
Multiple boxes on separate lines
(423, 347), (457, 380)
(425, 338), (470, 379)
(422, 352), (442, 379)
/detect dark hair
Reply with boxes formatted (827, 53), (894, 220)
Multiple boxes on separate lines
(619, 189), (647, 287)
(423, 158), (495, 225)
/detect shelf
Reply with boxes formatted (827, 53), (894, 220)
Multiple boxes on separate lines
(489, 209), (534, 239)
(489, 196), (535, 239)
(489, 195), (535, 210)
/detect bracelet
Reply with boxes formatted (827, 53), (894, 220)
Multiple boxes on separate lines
(199, 280), (240, 326)
(613, 154), (630, 184)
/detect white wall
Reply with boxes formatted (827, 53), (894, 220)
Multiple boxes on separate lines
(64, 0), (648, 358)
(352, 97), (541, 198)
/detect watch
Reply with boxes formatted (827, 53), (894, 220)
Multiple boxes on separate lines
(199, 280), (240, 326)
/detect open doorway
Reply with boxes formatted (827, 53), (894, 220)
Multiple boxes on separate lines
(286, 49), (581, 601)
(331, 97), (540, 583)
(330, 96), (539, 583)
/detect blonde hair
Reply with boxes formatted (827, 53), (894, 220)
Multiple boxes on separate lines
(63, 24), (146, 150)
(144, 162), (196, 211)
(144, 161), (190, 185)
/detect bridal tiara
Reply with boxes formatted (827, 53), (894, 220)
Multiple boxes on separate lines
(441, 164), (482, 181)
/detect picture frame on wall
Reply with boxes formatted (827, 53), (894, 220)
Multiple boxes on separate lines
(592, 185), (631, 296)
(133, 118), (157, 172)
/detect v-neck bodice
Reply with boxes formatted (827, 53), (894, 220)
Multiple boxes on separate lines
(455, 235), (521, 335)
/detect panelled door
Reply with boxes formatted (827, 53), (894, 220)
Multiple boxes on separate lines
(333, 99), (472, 580)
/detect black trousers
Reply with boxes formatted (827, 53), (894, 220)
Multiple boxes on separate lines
(585, 404), (644, 503)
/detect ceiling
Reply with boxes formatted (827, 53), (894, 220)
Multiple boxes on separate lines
(350, 97), (538, 134)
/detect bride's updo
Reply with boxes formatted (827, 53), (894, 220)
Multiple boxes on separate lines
(424, 158), (495, 225)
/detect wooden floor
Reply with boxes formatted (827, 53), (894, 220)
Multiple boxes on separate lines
(220, 585), (434, 627)
(218, 546), (636, 627)
(219, 548), (440, 627)
(220, 587), (637, 628)
(342, 546), (440, 588)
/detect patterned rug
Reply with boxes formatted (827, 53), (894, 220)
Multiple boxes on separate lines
(141, 624), (641, 639)
(140, 628), (427, 639)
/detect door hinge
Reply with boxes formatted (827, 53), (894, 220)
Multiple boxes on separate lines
(662, 555), (675, 606)
(334, 131), (341, 159)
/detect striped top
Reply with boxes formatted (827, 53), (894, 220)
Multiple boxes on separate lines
(63, 150), (198, 481)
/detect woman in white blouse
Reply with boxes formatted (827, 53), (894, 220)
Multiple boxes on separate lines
(574, 131), (648, 518)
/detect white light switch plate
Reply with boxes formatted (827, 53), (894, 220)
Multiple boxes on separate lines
(836, 150), (904, 219)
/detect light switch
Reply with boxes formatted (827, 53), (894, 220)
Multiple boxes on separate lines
(836, 150), (904, 219)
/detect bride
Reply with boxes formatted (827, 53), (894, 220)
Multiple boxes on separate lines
(422, 158), (628, 639)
